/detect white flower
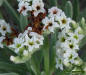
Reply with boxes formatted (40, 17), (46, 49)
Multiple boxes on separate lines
(61, 40), (79, 51)
(9, 38), (24, 53)
(23, 50), (29, 56)
(75, 27), (84, 40)
(29, 32), (44, 41)
(0, 19), (11, 36)
(18, 1), (32, 16)
(58, 13), (71, 29)
(32, 0), (45, 16)
(42, 17), (59, 33)
(24, 35), (36, 52)
(24, 32), (44, 51)
(27, 27), (32, 31)
(48, 7), (62, 17)
(63, 59), (71, 67)
(58, 32), (67, 43)
(63, 50), (78, 64)
(56, 57), (63, 70)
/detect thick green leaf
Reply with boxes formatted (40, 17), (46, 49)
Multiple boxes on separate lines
(20, 14), (28, 32)
(0, 61), (27, 73)
(3, 0), (19, 26)
(64, 1), (73, 18)
(49, 33), (57, 73)
(79, 18), (86, 48)
(0, 47), (16, 62)
(25, 50), (43, 75)
(80, 36), (86, 48)
(0, 0), (4, 6)
(60, 0), (68, 10)
(49, 0), (57, 7)
(79, 8), (86, 20)
(43, 34), (50, 75)
(0, 73), (19, 75)
(73, 0), (79, 21)
(0, 11), (3, 19)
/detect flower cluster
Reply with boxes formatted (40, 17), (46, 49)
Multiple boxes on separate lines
(17, 0), (45, 16)
(42, 7), (84, 70)
(42, 7), (71, 33)
(10, 0), (85, 66)
(0, 0), (83, 69)
(55, 20), (84, 70)
(9, 27), (44, 63)
(0, 19), (11, 48)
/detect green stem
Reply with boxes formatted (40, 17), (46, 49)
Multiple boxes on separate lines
(25, 58), (41, 75)
(30, 59), (41, 75)
(43, 35), (50, 75)
(25, 61), (30, 72)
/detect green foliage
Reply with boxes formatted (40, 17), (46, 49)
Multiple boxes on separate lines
(73, 0), (79, 21)
(0, 0), (4, 6)
(0, 73), (19, 75)
(20, 15), (28, 32)
(48, 0), (57, 7)
(43, 34), (50, 75)
(64, 1), (73, 18)
(3, 0), (20, 29)
(80, 8), (86, 20)
(0, 0), (86, 75)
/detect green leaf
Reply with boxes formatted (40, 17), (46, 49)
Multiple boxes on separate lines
(41, 71), (46, 75)
(43, 35), (50, 75)
(25, 50), (43, 75)
(80, 38), (86, 62)
(61, 0), (67, 9)
(20, 14), (28, 32)
(30, 58), (41, 75)
(0, 0), (4, 6)
(0, 73), (19, 75)
(64, 1), (73, 18)
(73, 0), (79, 21)
(3, 0), (19, 26)
(79, 8), (86, 20)
(0, 11), (3, 19)
(80, 36), (86, 48)
(48, 0), (57, 7)
(79, 18), (86, 48)
(0, 47), (16, 62)
(49, 33), (57, 73)
(0, 61), (27, 73)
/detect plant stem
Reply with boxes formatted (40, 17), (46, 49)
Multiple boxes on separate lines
(43, 35), (50, 75)
(25, 61), (30, 72)
(25, 59), (40, 75)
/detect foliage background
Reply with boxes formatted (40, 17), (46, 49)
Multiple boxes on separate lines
(0, 0), (86, 75)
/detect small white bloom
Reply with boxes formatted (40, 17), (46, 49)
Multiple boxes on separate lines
(63, 50), (78, 64)
(48, 7), (62, 17)
(23, 50), (28, 56)
(42, 17), (59, 33)
(59, 13), (71, 29)
(32, 0), (45, 16)
(9, 38), (24, 53)
(18, 1), (32, 16)
(56, 57), (63, 70)
(0, 19), (11, 36)
(27, 27), (32, 31)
